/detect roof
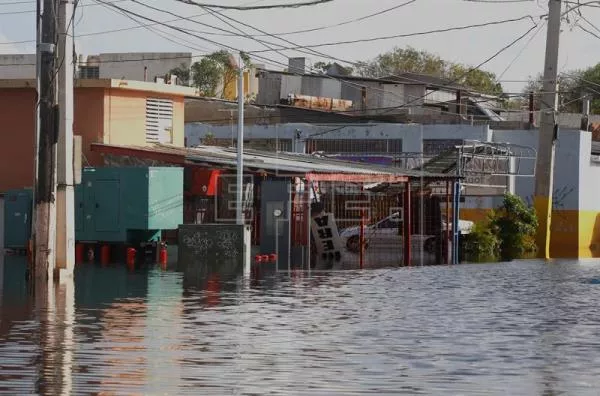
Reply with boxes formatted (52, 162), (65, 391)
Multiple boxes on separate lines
(0, 78), (200, 97)
(91, 143), (454, 183)
(384, 72), (465, 91)
(256, 68), (424, 86)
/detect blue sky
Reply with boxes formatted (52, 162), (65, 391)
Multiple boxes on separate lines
(1, 0), (599, 92)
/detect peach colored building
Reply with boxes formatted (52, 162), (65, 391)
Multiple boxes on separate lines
(0, 79), (199, 192)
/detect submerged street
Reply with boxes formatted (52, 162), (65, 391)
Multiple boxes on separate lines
(2, 258), (600, 395)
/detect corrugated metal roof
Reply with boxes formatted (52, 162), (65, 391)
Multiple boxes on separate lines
(91, 143), (453, 181)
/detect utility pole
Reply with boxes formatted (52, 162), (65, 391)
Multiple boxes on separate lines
(236, 53), (245, 225)
(534, 0), (562, 259)
(55, 0), (76, 278)
(31, 0), (59, 281)
(31, 0), (43, 263)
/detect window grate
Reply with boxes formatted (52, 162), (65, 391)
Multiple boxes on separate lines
(146, 98), (174, 144)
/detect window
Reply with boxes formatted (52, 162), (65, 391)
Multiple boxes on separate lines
(423, 139), (464, 156)
(79, 66), (99, 79)
(146, 98), (174, 144)
(307, 139), (403, 154)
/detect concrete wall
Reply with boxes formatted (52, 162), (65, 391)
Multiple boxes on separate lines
(186, 122), (490, 153)
(98, 53), (191, 82)
(0, 54), (35, 79)
(577, 132), (600, 257)
(0, 196), (4, 252)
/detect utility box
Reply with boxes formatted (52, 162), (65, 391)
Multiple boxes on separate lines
(76, 167), (183, 243)
(3, 189), (32, 249)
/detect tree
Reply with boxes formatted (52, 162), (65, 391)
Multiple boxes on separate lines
(580, 63), (600, 114)
(489, 193), (538, 261)
(313, 61), (352, 76)
(179, 51), (252, 98)
(522, 71), (584, 113)
(353, 46), (503, 95)
(167, 63), (191, 86)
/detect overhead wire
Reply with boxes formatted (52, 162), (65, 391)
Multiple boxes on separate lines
(170, 0), (333, 11)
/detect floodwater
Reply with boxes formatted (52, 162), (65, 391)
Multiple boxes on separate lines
(2, 256), (600, 395)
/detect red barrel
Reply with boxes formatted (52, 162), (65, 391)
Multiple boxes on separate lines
(75, 243), (85, 264)
(254, 254), (263, 263)
(159, 246), (168, 266)
(126, 247), (136, 267)
(261, 255), (270, 262)
(100, 245), (111, 265)
(269, 253), (277, 262)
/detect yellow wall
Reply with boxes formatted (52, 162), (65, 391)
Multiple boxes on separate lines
(222, 71), (251, 101)
(578, 210), (600, 258)
(461, 207), (600, 259)
(104, 88), (185, 148)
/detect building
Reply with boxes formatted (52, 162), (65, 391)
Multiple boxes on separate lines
(185, 121), (600, 259)
(0, 52), (193, 83)
(254, 58), (504, 121)
(0, 54), (36, 79)
(0, 78), (199, 192)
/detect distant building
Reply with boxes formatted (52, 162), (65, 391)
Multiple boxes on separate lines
(0, 52), (193, 83)
(78, 52), (192, 82)
(0, 78), (199, 192)
(255, 58), (504, 121)
(0, 54), (36, 79)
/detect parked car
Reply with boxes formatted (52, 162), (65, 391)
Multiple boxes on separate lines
(339, 212), (474, 254)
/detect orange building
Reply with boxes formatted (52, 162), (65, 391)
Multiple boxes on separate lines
(0, 79), (199, 192)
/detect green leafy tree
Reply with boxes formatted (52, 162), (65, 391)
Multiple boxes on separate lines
(463, 193), (538, 262)
(489, 193), (538, 261)
(182, 51), (252, 98)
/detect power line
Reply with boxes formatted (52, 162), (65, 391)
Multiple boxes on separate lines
(248, 15), (540, 53)
(0, 0), (127, 15)
(171, 0), (333, 10)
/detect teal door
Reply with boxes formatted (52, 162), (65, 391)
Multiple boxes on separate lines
(75, 184), (84, 233)
(4, 190), (32, 248)
(93, 180), (120, 232)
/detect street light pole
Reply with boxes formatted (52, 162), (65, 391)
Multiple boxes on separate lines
(236, 53), (245, 225)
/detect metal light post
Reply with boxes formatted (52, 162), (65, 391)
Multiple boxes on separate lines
(236, 53), (245, 225)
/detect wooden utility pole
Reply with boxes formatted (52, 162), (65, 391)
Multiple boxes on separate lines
(55, 0), (76, 277)
(534, 0), (562, 259)
(31, 0), (59, 281)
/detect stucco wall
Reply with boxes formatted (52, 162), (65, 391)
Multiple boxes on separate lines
(0, 88), (37, 191)
(104, 89), (185, 148)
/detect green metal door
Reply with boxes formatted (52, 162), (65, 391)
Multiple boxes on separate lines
(75, 184), (84, 233)
(93, 180), (120, 232)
